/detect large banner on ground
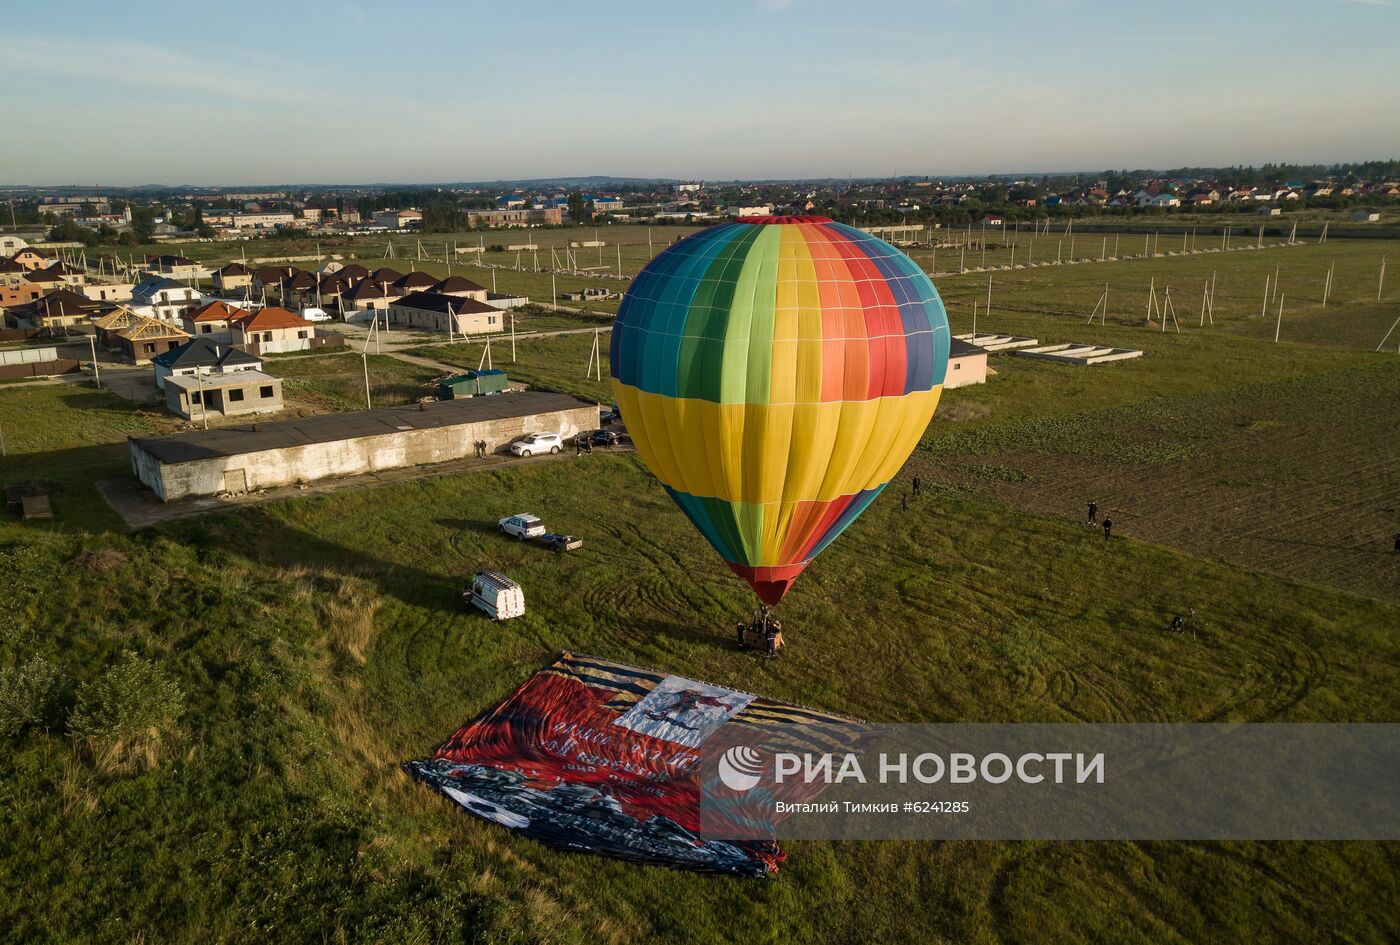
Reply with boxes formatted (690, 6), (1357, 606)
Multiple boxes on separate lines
(402, 652), (857, 876)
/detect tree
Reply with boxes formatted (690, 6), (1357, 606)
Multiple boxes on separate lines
(130, 206), (156, 243)
(193, 205), (214, 239)
(47, 219), (94, 244)
(567, 193), (592, 224)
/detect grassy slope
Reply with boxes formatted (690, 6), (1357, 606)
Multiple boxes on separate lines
(0, 238), (1398, 944)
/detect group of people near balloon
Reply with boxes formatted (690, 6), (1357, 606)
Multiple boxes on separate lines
(735, 608), (784, 658)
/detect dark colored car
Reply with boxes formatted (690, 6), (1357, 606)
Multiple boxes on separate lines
(538, 533), (583, 553)
(590, 430), (623, 447)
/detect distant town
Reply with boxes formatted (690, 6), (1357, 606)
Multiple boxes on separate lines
(4, 160), (1399, 248)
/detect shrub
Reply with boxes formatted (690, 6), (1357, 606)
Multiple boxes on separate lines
(0, 658), (71, 737)
(68, 652), (183, 745)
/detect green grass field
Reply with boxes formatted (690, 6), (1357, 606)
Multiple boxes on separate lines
(408, 332), (614, 405)
(1, 235), (1398, 944)
(275, 352), (443, 412)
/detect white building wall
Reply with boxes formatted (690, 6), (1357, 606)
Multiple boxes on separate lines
(132, 403), (600, 501)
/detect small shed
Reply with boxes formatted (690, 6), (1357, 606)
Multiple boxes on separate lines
(439, 369), (508, 399)
(945, 337), (989, 389)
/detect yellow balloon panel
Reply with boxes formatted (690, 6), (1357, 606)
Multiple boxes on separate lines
(613, 383), (943, 507)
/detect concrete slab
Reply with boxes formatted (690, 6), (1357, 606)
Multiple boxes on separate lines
(954, 332), (1040, 352)
(1012, 343), (1144, 365)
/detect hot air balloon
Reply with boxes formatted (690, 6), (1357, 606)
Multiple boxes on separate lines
(610, 215), (949, 607)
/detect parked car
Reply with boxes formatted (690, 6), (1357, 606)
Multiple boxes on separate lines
(539, 533), (583, 553)
(499, 513), (546, 540)
(510, 432), (562, 456)
(301, 306), (332, 322)
(590, 430), (623, 447)
(464, 570), (524, 620)
(599, 405), (620, 425)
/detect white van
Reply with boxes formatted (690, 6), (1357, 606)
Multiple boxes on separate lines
(465, 570), (525, 620)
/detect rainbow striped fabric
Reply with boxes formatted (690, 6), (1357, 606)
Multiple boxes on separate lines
(610, 216), (949, 605)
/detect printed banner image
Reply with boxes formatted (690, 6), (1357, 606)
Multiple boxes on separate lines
(406, 656), (1399, 875)
(402, 652), (860, 877)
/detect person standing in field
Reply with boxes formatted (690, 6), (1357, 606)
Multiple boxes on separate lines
(913, 476), (922, 497)
(1088, 500), (1097, 525)
(902, 493), (909, 512)
(1102, 518), (1113, 540)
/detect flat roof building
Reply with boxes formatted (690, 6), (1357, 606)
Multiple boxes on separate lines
(163, 370), (284, 422)
(129, 391), (600, 501)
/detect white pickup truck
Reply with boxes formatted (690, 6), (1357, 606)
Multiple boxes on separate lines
(498, 513), (546, 541)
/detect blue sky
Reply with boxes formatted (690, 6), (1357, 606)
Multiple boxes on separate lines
(2, 0), (1398, 185)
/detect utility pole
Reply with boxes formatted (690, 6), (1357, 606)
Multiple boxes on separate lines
(87, 332), (101, 389)
(1376, 313), (1400, 352)
(587, 328), (602, 380)
(362, 350), (372, 409)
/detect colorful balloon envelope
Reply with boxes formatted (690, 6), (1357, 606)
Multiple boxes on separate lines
(610, 216), (950, 606)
